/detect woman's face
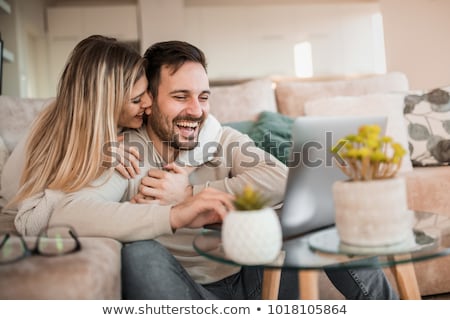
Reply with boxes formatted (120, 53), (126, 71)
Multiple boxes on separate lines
(118, 75), (152, 129)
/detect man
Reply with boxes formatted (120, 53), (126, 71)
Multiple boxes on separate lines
(115, 41), (396, 299)
(113, 41), (289, 298)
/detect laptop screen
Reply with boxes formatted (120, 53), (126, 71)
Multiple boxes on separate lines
(280, 115), (387, 239)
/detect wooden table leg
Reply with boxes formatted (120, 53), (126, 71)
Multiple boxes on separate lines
(389, 255), (421, 300)
(298, 270), (319, 299)
(262, 268), (281, 300)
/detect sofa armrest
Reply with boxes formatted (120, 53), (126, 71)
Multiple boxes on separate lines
(0, 236), (122, 299)
(406, 167), (450, 216)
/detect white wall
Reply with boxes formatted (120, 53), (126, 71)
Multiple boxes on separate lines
(45, 4), (139, 97)
(1, 0), (20, 96)
(7, 0), (450, 97)
(138, 0), (185, 51)
(380, 0), (450, 90)
(0, 0), (48, 97)
(17, 0), (49, 97)
(137, 1), (383, 81)
(184, 4), (381, 80)
(1, 0), (388, 97)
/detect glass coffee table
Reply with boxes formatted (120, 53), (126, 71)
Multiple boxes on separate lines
(193, 211), (450, 300)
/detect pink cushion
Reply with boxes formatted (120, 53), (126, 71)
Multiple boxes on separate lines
(209, 79), (277, 123)
(275, 72), (409, 117)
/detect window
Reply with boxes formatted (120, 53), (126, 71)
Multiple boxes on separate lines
(372, 13), (387, 74)
(294, 41), (313, 78)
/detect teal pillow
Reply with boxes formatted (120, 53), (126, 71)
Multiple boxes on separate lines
(222, 120), (254, 135)
(247, 111), (294, 164)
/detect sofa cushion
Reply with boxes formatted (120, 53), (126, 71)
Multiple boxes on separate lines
(246, 111), (294, 164)
(403, 87), (450, 166)
(0, 136), (7, 190)
(209, 79), (277, 123)
(304, 93), (413, 173)
(223, 112), (294, 164)
(222, 120), (254, 135)
(275, 72), (409, 117)
(406, 166), (450, 215)
(0, 96), (53, 153)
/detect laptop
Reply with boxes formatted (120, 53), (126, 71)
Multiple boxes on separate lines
(280, 115), (387, 239)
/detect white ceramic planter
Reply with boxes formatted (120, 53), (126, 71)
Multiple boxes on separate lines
(333, 177), (414, 247)
(222, 207), (282, 265)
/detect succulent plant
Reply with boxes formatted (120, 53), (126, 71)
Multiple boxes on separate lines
(233, 185), (269, 211)
(332, 124), (407, 181)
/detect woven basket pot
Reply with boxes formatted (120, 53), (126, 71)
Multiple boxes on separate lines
(332, 177), (414, 247)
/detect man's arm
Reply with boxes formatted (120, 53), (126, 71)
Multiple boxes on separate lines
(193, 127), (288, 207)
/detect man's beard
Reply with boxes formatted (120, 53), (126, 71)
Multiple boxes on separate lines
(148, 102), (206, 150)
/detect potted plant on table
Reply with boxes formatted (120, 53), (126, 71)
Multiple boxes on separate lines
(222, 185), (282, 265)
(331, 124), (414, 247)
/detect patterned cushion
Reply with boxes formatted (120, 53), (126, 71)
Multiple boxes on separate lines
(404, 87), (450, 166)
(209, 79), (277, 123)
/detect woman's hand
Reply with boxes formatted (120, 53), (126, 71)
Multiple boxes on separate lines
(131, 162), (195, 205)
(112, 134), (141, 179)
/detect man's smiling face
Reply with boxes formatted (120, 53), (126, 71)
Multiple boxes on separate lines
(147, 61), (210, 150)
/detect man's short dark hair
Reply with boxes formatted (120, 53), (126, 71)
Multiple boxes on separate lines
(143, 41), (208, 98)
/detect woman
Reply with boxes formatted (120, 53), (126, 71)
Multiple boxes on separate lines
(6, 35), (231, 236)
(5, 35), (146, 234)
(20, 36), (147, 194)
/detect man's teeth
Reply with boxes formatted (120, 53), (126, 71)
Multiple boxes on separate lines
(176, 121), (198, 128)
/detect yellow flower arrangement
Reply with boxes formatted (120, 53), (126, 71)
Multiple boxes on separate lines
(233, 185), (269, 211)
(332, 124), (406, 181)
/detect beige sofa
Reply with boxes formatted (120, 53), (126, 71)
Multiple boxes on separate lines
(209, 72), (450, 299)
(1, 72), (450, 299)
(0, 97), (122, 299)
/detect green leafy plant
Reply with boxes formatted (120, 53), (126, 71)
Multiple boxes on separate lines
(332, 124), (406, 181)
(234, 185), (269, 211)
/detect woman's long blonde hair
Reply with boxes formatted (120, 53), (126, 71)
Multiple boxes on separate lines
(12, 35), (145, 204)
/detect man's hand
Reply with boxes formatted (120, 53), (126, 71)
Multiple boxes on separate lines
(131, 162), (195, 205)
(169, 188), (235, 230)
(111, 135), (141, 179)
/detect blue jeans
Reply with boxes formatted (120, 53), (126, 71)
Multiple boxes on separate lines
(121, 240), (398, 300)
